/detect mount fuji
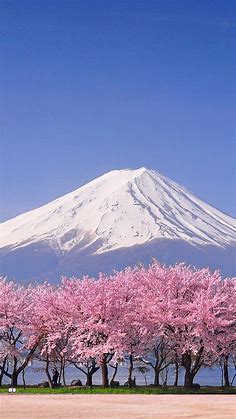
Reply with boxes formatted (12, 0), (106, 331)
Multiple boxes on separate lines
(1, 168), (235, 282)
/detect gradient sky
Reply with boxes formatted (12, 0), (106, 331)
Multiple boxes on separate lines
(1, 0), (236, 221)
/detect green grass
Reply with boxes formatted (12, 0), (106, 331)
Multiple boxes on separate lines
(0, 385), (235, 395)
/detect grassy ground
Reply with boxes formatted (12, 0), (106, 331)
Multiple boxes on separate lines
(0, 385), (235, 394)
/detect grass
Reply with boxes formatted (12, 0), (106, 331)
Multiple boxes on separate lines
(0, 385), (235, 395)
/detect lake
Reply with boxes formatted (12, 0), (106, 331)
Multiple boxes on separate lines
(2, 361), (235, 387)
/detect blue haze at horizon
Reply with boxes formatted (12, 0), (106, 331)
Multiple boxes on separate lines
(1, 0), (236, 221)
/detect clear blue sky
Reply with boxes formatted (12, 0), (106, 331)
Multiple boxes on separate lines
(1, 0), (235, 221)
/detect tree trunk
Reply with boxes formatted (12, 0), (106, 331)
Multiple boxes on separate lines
(0, 358), (7, 386)
(163, 365), (168, 388)
(62, 364), (66, 386)
(128, 354), (134, 388)
(86, 371), (93, 387)
(184, 369), (194, 388)
(45, 357), (53, 389)
(86, 362), (100, 386)
(174, 360), (179, 387)
(11, 371), (19, 387)
(111, 363), (118, 382)
(60, 358), (66, 386)
(154, 367), (160, 386)
(11, 357), (18, 387)
(101, 355), (109, 388)
(182, 352), (194, 389)
(223, 355), (230, 388)
(59, 360), (62, 385)
(9, 341), (39, 388)
(0, 367), (3, 386)
(73, 359), (99, 387)
(22, 368), (26, 389)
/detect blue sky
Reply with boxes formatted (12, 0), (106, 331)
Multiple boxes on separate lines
(1, 0), (235, 221)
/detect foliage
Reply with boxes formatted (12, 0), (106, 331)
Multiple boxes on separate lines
(0, 261), (235, 388)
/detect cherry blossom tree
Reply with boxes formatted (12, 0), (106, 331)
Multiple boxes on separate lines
(110, 267), (150, 387)
(0, 278), (44, 386)
(0, 260), (235, 389)
(140, 262), (236, 388)
(40, 274), (120, 388)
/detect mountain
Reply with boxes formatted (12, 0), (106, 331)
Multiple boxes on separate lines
(1, 168), (236, 282)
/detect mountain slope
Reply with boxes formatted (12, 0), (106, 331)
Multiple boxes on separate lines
(1, 168), (235, 281)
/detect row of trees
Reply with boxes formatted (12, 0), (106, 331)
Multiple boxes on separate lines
(0, 261), (235, 388)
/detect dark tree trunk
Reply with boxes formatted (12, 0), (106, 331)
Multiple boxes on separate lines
(0, 343), (38, 388)
(86, 362), (100, 387)
(184, 369), (194, 388)
(111, 363), (118, 382)
(59, 359), (62, 385)
(153, 345), (161, 386)
(0, 358), (7, 386)
(154, 367), (160, 386)
(223, 355), (230, 388)
(163, 365), (168, 387)
(0, 367), (3, 386)
(128, 354), (134, 388)
(57, 357), (66, 386)
(174, 360), (179, 387)
(60, 358), (66, 386)
(86, 371), (93, 387)
(101, 355), (109, 388)
(45, 357), (53, 388)
(22, 368), (26, 389)
(182, 349), (203, 389)
(11, 357), (18, 387)
(62, 365), (66, 386)
(182, 352), (194, 389)
(11, 370), (19, 387)
(86, 360), (100, 386)
(73, 359), (99, 387)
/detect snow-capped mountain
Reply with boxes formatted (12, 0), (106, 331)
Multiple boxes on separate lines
(1, 168), (236, 281)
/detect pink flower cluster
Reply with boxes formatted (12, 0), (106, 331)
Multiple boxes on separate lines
(0, 261), (235, 388)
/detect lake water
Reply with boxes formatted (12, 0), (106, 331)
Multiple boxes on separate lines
(2, 361), (235, 387)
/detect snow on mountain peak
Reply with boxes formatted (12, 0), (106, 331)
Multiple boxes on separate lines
(1, 168), (236, 255)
